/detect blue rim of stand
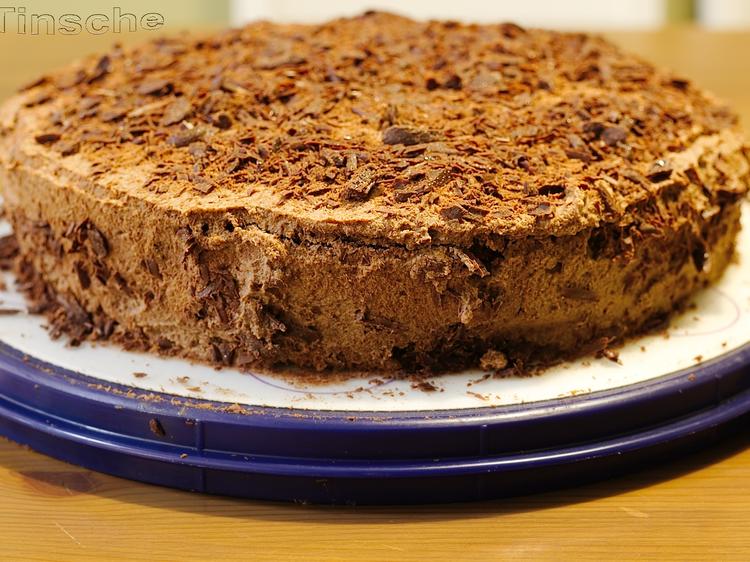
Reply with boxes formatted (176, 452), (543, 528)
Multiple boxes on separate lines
(0, 341), (748, 503)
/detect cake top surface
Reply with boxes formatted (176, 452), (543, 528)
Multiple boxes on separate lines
(0, 11), (746, 247)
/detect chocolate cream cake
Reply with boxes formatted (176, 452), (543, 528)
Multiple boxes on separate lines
(0, 12), (748, 373)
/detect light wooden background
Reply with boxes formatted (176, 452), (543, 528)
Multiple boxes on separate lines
(0, 27), (749, 562)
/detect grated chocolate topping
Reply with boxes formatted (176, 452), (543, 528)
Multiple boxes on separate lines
(1, 12), (747, 247)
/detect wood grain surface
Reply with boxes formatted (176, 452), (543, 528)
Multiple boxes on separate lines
(0, 26), (749, 562)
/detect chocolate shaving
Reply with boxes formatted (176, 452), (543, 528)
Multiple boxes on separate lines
(601, 126), (627, 146)
(428, 169), (453, 188)
(55, 140), (80, 157)
(142, 258), (162, 279)
(167, 127), (204, 148)
(211, 341), (237, 365)
(529, 203), (554, 217)
(23, 89), (53, 107)
(75, 262), (91, 289)
(440, 205), (468, 221)
(86, 226), (109, 258)
(443, 74), (462, 90)
(57, 294), (93, 341)
(565, 149), (591, 162)
(156, 337), (173, 350)
(190, 174), (216, 194)
(621, 169), (649, 187)
(561, 286), (597, 301)
(113, 272), (132, 295)
(345, 153), (358, 173)
(582, 121), (605, 139)
(343, 169), (377, 201)
(161, 97), (192, 126)
(0, 235), (19, 270)
(646, 160), (673, 182)
(100, 107), (128, 122)
(213, 113), (232, 130)
(54, 70), (86, 90)
(256, 55), (306, 71)
(87, 55), (111, 83)
(96, 318), (117, 340)
(18, 75), (48, 92)
(382, 126), (437, 146)
(34, 133), (61, 145)
(669, 77), (690, 91)
(188, 142), (209, 158)
(137, 78), (173, 96)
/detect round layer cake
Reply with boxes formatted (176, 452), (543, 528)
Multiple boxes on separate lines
(0, 12), (748, 372)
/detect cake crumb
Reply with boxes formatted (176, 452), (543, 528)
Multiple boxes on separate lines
(411, 379), (440, 392)
(0, 308), (21, 315)
(148, 418), (166, 437)
(598, 347), (620, 364)
(133, 371), (148, 378)
(480, 349), (508, 371)
(225, 403), (248, 414)
(468, 373), (492, 386)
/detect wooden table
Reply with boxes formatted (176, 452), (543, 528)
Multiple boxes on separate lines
(1, 26), (749, 561)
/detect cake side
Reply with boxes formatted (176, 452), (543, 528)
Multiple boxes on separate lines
(0, 135), (745, 371)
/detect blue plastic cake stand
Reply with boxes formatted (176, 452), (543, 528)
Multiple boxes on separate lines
(0, 341), (748, 504)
